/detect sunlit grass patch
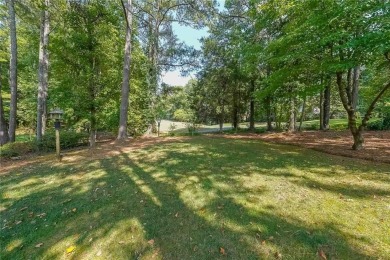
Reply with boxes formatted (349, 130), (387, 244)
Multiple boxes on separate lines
(1, 136), (389, 259)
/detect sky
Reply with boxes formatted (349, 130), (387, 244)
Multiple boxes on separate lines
(161, 0), (225, 86)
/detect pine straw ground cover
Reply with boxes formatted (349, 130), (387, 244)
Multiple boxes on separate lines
(0, 136), (389, 259)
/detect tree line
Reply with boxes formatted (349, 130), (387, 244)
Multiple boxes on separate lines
(0, 0), (215, 146)
(190, 0), (389, 150)
(0, 0), (389, 151)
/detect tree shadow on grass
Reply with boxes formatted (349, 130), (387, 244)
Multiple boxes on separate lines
(0, 137), (386, 259)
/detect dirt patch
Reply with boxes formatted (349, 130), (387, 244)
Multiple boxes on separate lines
(0, 137), (188, 174)
(217, 131), (390, 164)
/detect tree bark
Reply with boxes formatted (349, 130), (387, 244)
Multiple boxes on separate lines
(351, 66), (360, 111)
(8, 0), (17, 142)
(288, 94), (295, 132)
(249, 80), (255, 131)
(117, 0), (133, 140)
(298, 96), (306, 131)
(319, 89), (324, 130)
(336, 71), (365, 150)
(37, 0), (50, 142)
(322, 76), (331, 130)
(0, 67), (9, 145)
(266, 95), (273, 131)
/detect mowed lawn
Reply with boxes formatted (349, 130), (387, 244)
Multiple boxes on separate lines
(1, 137), (389, 259)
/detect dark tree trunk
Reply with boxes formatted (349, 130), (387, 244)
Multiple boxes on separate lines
(117, 0), (133, 140)
(8, 0), (17, 142)
(322, 76), (331, 130)
(0, 67), (9, 145)
(37, 0), (50, 142)
(249, 80), (255, 131)
(266, 96), (273, 131)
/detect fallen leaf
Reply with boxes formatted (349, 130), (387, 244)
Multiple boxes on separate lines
(274, 251), (282, 259)
(175, 212), (179, 217)
(268, 236), (274, 241)
(35, 243), (43, 248)
(118, 241), (125, 244)
(318, 249), (327, 260)
(66, 246), (76, 253)
(15, 220), (22, 225)
(261, 240), (266, 245)
(219, 247), (226, 255)
(72, 208), (77, 212)
(148, 239), (155, 246)
(20, 207), (28, 211)
(37, 213), (47, 218)
(96, 250), (102, 256)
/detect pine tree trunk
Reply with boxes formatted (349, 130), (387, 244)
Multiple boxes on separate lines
(117, 0), (132, 140)
(8, 0), (17, 142)
(266, 96), (273, 131)
(249, 80), (255, 131)
(322, 76), (331, 130)
(37, 0), (50, 142)
(0, 67), (9, 145)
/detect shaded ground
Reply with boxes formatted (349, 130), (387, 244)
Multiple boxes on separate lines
(216, 131), (390, 164)
(1, 136), (389, 259)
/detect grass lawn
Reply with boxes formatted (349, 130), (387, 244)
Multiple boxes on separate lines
(1, 137), (389, 259)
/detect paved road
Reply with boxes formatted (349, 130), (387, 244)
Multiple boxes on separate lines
(159, 120), (233, 133)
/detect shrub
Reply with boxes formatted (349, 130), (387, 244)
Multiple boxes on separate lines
(366, 116), (390, 130)
(36, 130), (89, 151)
(0, 141), (36, 158)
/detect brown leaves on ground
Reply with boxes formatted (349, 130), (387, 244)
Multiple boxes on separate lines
(219, 247), (226, 255)
(217, 131), (390, 164)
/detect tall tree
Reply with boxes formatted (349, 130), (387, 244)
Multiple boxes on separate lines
(0, 65), (9, 145)
(117, 0), (133, 140)
(7, 0), (17, 142)
(36, 0), (50, 141)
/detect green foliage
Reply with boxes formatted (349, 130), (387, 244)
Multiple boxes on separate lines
(0, 141), (35, 158)
(366, 117), (390, 131)
(36, 130), (89, 151)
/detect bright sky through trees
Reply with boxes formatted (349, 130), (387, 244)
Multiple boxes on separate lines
(161, 0), (225, 86)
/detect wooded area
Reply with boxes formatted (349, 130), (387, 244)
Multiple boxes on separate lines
(0, 0), (389, 152)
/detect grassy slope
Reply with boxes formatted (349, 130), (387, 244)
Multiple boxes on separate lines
(1, 137), (389, 259)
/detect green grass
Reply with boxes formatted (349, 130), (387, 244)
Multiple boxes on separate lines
(1, 137), (389, 259)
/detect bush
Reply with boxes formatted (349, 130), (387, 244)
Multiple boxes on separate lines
(366, 116), (390, 130)
(36, 130), (89, 151)
(0, 141), (36, 158)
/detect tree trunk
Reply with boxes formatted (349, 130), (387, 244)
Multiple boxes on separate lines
(117, 0), (133, 140)
(219, 101), (224, 132)
(0, 67), (9, 145)
(298, 96), (306, 131)
(266, 96), (273, 131)
(248, 80), (255, 131)
(336, 71), (365, 150)
(37, 0), (50, 142)
(288, 96), (295, 132)
(322, 76), (331, 130)
(319, 84), (324, 130)
(8, 0), (17, 142)
(351, 66), (360, 111)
